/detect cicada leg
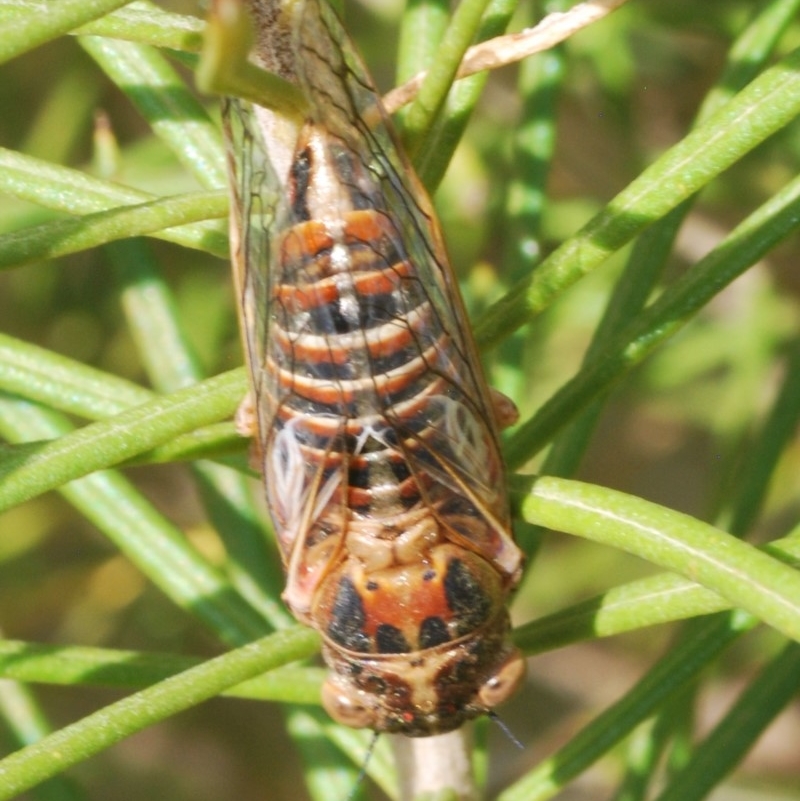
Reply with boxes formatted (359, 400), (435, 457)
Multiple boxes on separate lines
(235, 391), (264, 471)
(490, 387), (520, 430)
(235, 391), (258, 437)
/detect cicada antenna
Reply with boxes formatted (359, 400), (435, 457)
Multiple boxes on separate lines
(488, 711), (525, 751)
(344, 731), (380, 801)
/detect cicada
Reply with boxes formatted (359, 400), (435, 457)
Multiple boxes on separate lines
(225, 0), (525, 736)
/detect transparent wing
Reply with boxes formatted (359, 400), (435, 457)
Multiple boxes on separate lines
(224, 96), (276, 464)
(226, 91), (354, 613)
(287, 0), (520, 576)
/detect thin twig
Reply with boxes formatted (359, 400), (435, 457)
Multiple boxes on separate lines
(390, 726), (477, 801)
(383, 0), (630, 114)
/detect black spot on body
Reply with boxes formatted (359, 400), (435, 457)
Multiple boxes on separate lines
(444, 559), (491, 635)
(348, 461), (372, 489)
(438, 494), (481, 519)
(370, 344), (419, 376)
(419, 616), (450, 648)
(305, 359), (357, 381)
(347, 237), (403, 268)
(360, 674), (389, 695)
(305, 284), (420, 337)
(327, 576), (370, 652)
(347, 454), (411, 492)
(306, 297), (353, 335)
(332, 149), (372, 210)
(289, 149), (312, 221)
(376, 624), (411, 653)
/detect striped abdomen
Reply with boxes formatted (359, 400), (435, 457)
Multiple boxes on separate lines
(263, 122), (514, 607)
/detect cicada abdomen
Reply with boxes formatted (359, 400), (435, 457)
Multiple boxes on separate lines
(226, 0), (525, 735)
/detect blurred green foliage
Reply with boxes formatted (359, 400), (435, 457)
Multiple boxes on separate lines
(1, 1), (800, 800)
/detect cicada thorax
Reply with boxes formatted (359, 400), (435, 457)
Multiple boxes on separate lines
(253, 120), (525, 735)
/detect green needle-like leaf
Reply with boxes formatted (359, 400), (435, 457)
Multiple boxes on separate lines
(0, 628), (320, 801)
(475, 45), (800, 349)
(521, 477), (800, 643)
(0, 191), (228, 269)
(0, 639), (324, 704)
(0, 369), (247, 512)
(0, 147), (229, 256)
(0, 0), (132, 64)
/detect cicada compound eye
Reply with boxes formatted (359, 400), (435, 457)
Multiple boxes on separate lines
(477, 649), (527, 710)
(321, 677), (375, 730)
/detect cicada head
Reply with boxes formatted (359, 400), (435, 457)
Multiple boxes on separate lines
(319, 613), (526, 736)
(313, 544), (526, 735)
